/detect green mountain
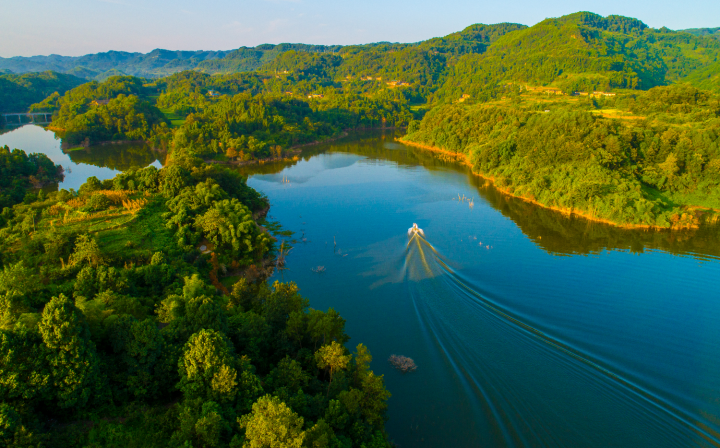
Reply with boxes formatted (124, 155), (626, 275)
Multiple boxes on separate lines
(3, 14), (718, 95)
(0, 45), (340, 80)
(243, 13), (720, 100)
(681, 27), (720, 40)
(0, 49), (229, 79)
(434, 12), (720, 101)
(0, 71), (86, 114)
(196, 43), (342, 74)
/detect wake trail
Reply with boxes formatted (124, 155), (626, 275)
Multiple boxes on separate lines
(402, 232), (720, 447)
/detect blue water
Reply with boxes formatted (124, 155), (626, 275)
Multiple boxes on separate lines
(247, 133), (720, 447)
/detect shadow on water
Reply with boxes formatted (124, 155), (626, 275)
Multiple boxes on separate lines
(242, 130), (720, 261)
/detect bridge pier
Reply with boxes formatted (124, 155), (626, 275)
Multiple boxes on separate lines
(1, 112), (52, 126)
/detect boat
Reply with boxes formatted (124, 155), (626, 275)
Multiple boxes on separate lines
(408, 223), (425, 237)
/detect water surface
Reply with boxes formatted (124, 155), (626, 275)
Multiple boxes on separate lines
(246, 132), (720, 447)
(0, 125), (163, 190)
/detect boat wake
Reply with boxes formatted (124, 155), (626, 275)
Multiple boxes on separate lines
(401, 232), (720, 447)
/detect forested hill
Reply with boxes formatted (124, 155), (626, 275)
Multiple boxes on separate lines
(0, 45), (340, 81)
(435, 12), (720, 101)
(682, 27), (720, 40)
(3, 13), (719, 95)
(0, 49), (230, 80)
(0, 71), (86, 114)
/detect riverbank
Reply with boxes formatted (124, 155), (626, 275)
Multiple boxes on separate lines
(203, 132), (352, 166)
(398, 137), (705, 231)
(60, 138), (150, 151)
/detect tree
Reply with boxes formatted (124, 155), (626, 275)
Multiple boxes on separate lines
(352, 343), (372, 386)
(0, 403), (43, 447)
(307, 308), (346, 349)
(658, 152), (680, 178)
(78, 176), (103, 196)
(110, 316), (164, 399)
(69, 234), (106, 268)
(177, 329), (238, 403)
(315, 341), (350, 397)
(193, 199), (265, 261)
(238, 395), (305, 448)
(159, 165), (190, 197)
(226, 147), (238, 162)
(38, 294), (100, 409)
(0, 329), (51, 405)
(171, 400), (227, 448)
(265, 356), (310, 393)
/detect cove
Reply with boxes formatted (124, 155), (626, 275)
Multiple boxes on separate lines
(0, 125), (164, 190)
(245, 131), (720, 447)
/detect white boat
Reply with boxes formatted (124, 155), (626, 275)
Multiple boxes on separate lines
(408, 223), (425, 237)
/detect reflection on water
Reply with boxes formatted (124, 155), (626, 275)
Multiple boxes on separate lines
(67, 142), (163, 172)
(245, 131), (720, 447)
(246, 131), (720, 261)
(0, 125), (164, 190)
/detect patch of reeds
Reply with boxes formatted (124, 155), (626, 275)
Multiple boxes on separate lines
(66, 197), (85, 209)
(47, 203), (68, 217)
(276, 241), (292, 270)
(96, 190), (131, 204)
(122, 198), (147, 214)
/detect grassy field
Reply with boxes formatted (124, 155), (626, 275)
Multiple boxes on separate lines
(158, 107), (186, 128)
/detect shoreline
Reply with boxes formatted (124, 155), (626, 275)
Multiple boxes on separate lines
(204, 132), (351, 166)
(398, 138), (698, 231)
(203, 128), (400, 167)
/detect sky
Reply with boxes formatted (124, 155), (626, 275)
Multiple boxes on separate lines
(1, 0), (719, 57)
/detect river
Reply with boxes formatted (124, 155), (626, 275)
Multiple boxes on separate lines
(245, 131), (720, 447)
(4, 125), (720, 447)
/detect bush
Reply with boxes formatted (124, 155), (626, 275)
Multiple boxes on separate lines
(82, 193), (112, 212)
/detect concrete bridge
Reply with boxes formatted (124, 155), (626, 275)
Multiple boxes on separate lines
(2, 112), (53, 125)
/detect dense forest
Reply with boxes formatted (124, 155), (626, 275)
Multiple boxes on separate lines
(0, 45), (341, 81)
(0, 145), (64, 210)
(0, 147), (392, 447)
(403, 84), (720, 228)
(36, 70), (414, 158)
(0, 71), (85, 115)
(40, 76), (170, 146)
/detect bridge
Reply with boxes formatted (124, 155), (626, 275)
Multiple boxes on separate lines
(2, 112), (53, 125)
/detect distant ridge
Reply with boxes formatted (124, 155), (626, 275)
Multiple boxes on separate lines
(0, 44), (341, 80)
(1, 17), (717, 82)
(681, 27), (720, 40)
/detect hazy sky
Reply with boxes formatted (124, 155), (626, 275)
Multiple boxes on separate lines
(1, 0), (718, 57)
